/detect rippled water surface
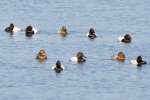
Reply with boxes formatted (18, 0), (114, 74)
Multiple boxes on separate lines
(0, 0), (150, 100)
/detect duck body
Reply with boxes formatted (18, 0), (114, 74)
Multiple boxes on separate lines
(87, 34), (96, 39)
(53, 67), (64, 73)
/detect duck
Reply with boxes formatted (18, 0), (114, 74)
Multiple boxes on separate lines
(5, 23), (21, 33)
(52, 60), (64, 73)
(118, 34), (132, 43)
(113, 52), (126, 62)
(36, 49), (48, 61)
(25, 25), (37, 36)
(86, 28), (96, 39)
(71, 52), (86, 63)
(58, 26), (68, 37)
(131, 56), (147, 66)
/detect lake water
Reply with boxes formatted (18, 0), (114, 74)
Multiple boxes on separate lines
(0, 0), (150, 100)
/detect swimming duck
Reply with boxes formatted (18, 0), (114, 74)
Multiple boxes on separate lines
(25, 25), (37, 36)
(36, 49), (48, 61)
(52, 60), (64, 73)
(113, 52), (126, 62)
(86, 28), (96, 39)
(71, 52), (86, 63)
(131, 56), (147, 66)
(5, 23), (21, 33)
(118, 34), (132, 43)
(58, 26), (68, 37)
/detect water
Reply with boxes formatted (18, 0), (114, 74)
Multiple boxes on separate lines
(0, 0), (150, 100)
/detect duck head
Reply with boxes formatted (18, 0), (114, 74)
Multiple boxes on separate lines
(61, 26), (67, 33)
(89, 28), (95, 35)
(39, 49), (46, 55)
(9, 23), (14, 30)
(56, 60), (62, 68)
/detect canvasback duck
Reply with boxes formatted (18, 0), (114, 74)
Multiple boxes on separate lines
(86, 28), (96, 39)
(25, 25), (37, 36)
(113, 52), (126, 62)
(52, 60), (64, 73)
(5, 23), (21, 33)
(36, 49), (48, 61)
(131, 56), (147, 66)
(118, 34), (132, 43)
(71, 52), (86, 63)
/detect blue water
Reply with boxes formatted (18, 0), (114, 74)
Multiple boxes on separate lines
(0, 0), (150, 100)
